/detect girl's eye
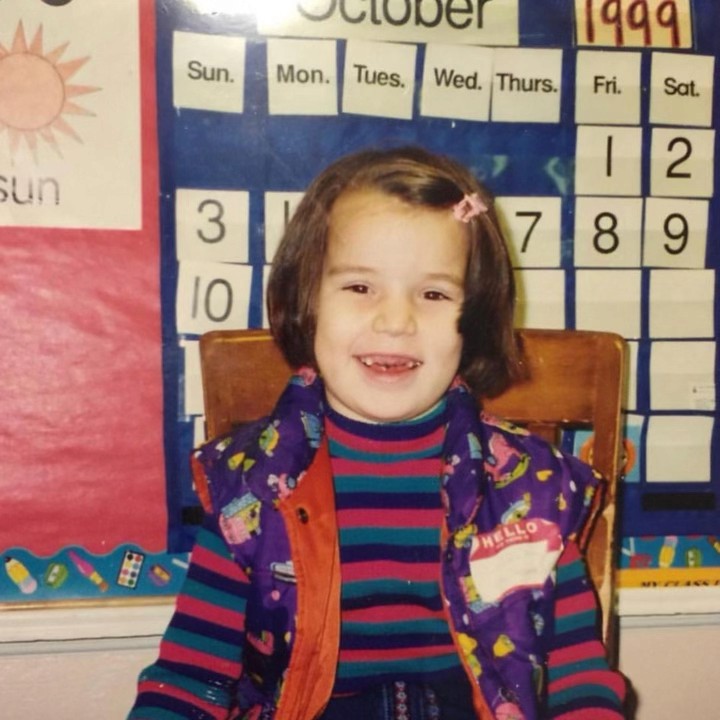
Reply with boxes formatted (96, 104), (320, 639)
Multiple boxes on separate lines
(423, 290), (451, 301)
(344, 283), (370, 294)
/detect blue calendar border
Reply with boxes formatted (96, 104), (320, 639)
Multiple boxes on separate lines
(155, 0), (720, 552)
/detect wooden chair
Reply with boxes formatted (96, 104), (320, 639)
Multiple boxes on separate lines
(199, 328), (626, 657)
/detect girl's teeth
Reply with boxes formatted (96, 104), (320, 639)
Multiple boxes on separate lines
(360, 357), (420, 369)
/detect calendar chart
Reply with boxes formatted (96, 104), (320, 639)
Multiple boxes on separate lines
(157, 1), (720, 603)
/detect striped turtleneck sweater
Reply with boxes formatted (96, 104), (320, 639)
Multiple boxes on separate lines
(324, 401), (464, 695)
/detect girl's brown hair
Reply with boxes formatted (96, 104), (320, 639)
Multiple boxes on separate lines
(267, 146), (523, 398)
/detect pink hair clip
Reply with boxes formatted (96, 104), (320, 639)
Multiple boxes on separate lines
(452, 193), (487, 223)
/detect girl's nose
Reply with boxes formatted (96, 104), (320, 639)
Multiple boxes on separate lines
(371, 296), (417, 336)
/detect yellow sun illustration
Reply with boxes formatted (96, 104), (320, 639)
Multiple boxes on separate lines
(0, 21), (100, 161)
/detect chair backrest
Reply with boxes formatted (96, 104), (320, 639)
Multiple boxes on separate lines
(199, 328), (626, 655)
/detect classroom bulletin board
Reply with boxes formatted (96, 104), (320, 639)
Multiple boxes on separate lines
(1, 0), (719, 606)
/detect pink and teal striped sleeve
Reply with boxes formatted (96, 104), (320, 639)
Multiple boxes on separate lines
(127, 517), (249, 720)
(546, 541), (627, 719)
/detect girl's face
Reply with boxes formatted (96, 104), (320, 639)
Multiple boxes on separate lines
(314, 189), (468, 423)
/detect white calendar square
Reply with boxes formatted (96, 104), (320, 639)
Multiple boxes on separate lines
(265, 192), (305, 263)
(646, 415), (714, 483)
(421, 44), (493, 122)
(575, 50), (641, 126)
(575, 126), (642, 196)
(193, 415), (207, 449)
(495, 196), (561, 268)
(514, 269), (565, 329)
(643, 198), (708, 268)
(176, 260), (252, 335)
(649, 269), (715, 338)
(180, 339), (203, 417)
(176, 189), (249, 263)
(491, 48), (563, 123)
(625, 341), (639, 412)
(343, 40), (416, 120)
(575, 270), (642, 338)
(173, 31), (246, 113)
(650, 341), (716, 411)
(267, 38), (338, 116)
(650, 52), (715, 128)
(573, 197), (642, 267)
(650, 128), (715, 198)
(262, 264), (272, 329)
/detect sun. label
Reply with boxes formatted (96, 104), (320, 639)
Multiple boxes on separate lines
(0, 21), (100, 161)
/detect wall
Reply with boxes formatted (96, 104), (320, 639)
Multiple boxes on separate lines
(1, 607), (718, 720)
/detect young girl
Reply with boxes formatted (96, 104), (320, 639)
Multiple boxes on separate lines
(129, 147), (626, 720)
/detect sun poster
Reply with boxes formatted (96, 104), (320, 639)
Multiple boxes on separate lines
(0, 0), (142, 229)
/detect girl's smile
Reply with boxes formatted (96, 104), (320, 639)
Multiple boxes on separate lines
(357, 354), (422, 372)
(314, 189), (468, 423)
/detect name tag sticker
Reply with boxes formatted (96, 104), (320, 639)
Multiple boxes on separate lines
(469, 519), (562, 603)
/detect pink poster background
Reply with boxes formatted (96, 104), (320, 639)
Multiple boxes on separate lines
(0, 1), (166, 556)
